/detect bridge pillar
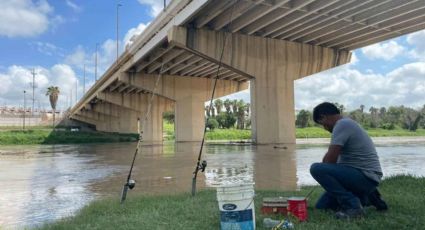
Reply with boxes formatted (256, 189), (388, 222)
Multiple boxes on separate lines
(170, 27), (351, 144)
(122, 73), (247, 142)
(96, 91), (173, 142)
(175, 95), (204, 142)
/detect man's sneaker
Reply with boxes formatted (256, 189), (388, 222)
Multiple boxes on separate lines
(335, 208), (365, 220)
(368, 189), (388, 211)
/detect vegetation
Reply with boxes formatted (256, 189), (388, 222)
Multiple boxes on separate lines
(38, 175), (425, 230)
(162, 121), (425, 140)
(0, 129), (137, 145)
(205, 99), (251, 130)
(164, 100), (425, 140)
(296, 104), (425, 131)
(163, 122), (175, 141)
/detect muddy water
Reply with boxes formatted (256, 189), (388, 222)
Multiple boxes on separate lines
(0, 142), (424, 229)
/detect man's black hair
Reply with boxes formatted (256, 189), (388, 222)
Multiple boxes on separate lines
(313, 102), (340, 123)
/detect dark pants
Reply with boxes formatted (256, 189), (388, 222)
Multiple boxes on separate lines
(310, 163), (378, 211)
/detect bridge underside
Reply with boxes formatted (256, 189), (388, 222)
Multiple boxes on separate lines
(70, 0), (425, 144)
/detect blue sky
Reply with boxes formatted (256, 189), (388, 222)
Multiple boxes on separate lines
(1, 0), (425, 112)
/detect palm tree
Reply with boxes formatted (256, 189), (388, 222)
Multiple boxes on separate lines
(224, 99), (232, 113)
(214, 99), (223, 114)
(232, 99), (238, 114)
(236, 100), (246, 129)
(46, 86), (60, 127)
(205, 105), (211, 118)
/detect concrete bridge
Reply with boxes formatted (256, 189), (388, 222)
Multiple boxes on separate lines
(70, 0), (425, 144)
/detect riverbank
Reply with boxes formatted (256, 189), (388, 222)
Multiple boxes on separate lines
(38, 175), (424, 230)
(1, 124), (424, 145)
(0, 129), (138, 145)
(296, 136), (425, 145)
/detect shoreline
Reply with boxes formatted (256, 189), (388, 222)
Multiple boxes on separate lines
(296, 136), (425, 145)
(205, 136), (425, 146)
(1, 134), (425, 146)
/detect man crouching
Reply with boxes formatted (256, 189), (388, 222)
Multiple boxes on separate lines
(310, 102), (388, 220)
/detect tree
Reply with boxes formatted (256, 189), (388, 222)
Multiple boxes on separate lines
(296, 110), (312, 128)
(163, 111), (175, 123)
(402, 108), (422, 131)
(245, 103), (250, 115)
(236, 100), (247, 129)
(224, 99), (232, 113)
(232, 99), (238, 114)
(46, 86), (60, 128)
(206, 118), (219, 130)
(348, 109), (363, 123)
(369, 106), (379, 128)
(214, 99), (223, 114)
(205, 105), (211, 118)
(379, 107), (386, 119)
(386, 106), (404, 127)
(216, 112), (236, 129)
(421, 105), (425, 128)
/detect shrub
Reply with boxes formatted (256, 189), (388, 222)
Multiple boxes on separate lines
(206, 118), (219, 130)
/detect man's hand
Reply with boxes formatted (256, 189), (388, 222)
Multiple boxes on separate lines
(322, 145), (342, 163)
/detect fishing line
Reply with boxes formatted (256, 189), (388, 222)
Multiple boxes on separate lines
(191, 0), (239, 197)
(120, 63), (165, 204)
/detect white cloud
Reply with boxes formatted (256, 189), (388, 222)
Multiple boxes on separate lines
(294, 62), (425, 111)
(30, 41), (64, 57)
(406, 30), (425, 61)
(349, 51), (358, 65)
(137, 0), (169, 17)
(66, 0), (82, 12)
(65, 45), (87, 68)
(0, 0), (54, 37)
(63, 39), (121, 80)
(361, 41), (406, 61)
(124, 22), (149, 47)
(0, 64), (80, 111)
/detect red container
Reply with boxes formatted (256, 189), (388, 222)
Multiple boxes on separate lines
(287, 197), (308, 221)
(261, 197), (288, 215)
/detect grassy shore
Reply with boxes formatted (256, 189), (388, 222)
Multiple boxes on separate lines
(164, 122), (425, 140)
(38, 175), (424, 230)
(0, 129), (138, 145)
(2, 123), (424, 145)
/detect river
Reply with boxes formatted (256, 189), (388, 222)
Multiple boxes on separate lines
(0, 141), (424, 229)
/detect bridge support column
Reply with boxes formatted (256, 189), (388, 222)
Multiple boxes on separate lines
(121, 73), (247, 142)
(96, 91), (172, 142)
(175, 96), (204, 142)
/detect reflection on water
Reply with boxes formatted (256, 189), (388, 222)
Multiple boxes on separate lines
(0, 142), (424, 229)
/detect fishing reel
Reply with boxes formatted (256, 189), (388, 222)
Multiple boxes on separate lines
(127, 179), (136, 189)
(198, 160), (207, 172)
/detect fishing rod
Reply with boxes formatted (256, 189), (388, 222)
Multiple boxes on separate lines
(191, 0), (238, 197)
(120, 118), (141, 204)
(120, 64), (165, 204)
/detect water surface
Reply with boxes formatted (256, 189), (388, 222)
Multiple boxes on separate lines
(0, 142), (424, 229)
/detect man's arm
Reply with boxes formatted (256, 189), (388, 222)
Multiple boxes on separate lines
(322, 145), (342, 163)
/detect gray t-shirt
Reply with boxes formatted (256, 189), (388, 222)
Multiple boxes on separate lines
(331, 117), (383, 183)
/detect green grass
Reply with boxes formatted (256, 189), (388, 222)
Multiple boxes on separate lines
(163, 122), (175, 141)
(0, 125), (54, 131)
(366, 128), (425, 137)
(2, 123), (424, 145)
(0, 129), (138, 145)
(206, 128), (252, 140)
(163, 122), (425, 140)
(37, 175), (425, 230)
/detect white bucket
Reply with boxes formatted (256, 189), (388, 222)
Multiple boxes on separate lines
(216, 183), (255, 230)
